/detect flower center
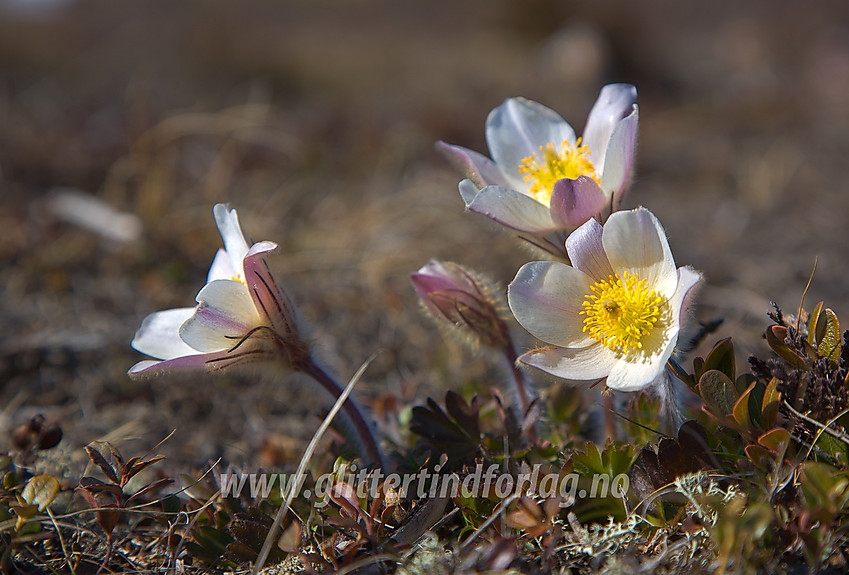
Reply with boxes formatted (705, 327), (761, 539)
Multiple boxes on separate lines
(518, 138), (599, 206)
(580, 272), (663, 353)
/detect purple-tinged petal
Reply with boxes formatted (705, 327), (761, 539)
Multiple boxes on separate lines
(436, 141), (508, 188)
(519, 343), (618, 381)
(468, 185), (556, 233)
(549, 176), (609, 229)
(411, 260), (508, 347)
(582, 84), (637, 169)
(213, 204), (250, 277)
(180, 279), (261, 353)
(410, 262), (459, 297)
(458, 178), (480, 207)
(603, 208), (678, 299)
(565, 217), (615, 281)
(486, 97), (576, 190)
(127, 348), (259, 377)
(131, 307), (198, 360)
(243, 241), (299, 339)
(599, 106), (638, 207)
(508, 261), (596, 347)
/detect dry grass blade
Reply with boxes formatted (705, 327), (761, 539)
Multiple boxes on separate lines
(459, 493), (521, 553)
(253, 353), (379, 574)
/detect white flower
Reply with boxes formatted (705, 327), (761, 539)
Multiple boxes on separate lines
(507, 207), (701, 391)
(439, 84), (638, 257)
(129, 204), (303, 375)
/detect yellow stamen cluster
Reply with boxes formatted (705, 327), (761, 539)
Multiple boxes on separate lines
(580, 272), (663, 353)
(518, 138), (599, 206)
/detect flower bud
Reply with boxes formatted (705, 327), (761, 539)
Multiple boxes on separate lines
(411, 260), (510, 349)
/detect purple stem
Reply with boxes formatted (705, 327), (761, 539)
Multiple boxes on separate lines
(302, 359), (386, 471)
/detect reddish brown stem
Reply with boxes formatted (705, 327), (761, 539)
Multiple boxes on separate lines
(302, 359), (386, 470)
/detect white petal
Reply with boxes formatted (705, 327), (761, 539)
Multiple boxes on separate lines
(213, 203), (250, 278)
(519, 343), (619, 381)
(207, 248), (238, 282)
(582, 84), (637, 169)
(131, 307), (199, 360)
(603, 208), (678, 299)
(458, 178), (480, 207)
(179, 279), (262, 352)
(606, 321), (678, 391)
(128, 360), (162, 375)
(486, 97), (576, 190)
(508, 261), (596, 347)
(599, 106), (638, 205)
(468, 185), (557, 233)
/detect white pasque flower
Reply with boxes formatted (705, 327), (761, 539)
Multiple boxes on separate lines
(438, 84), (638, 255)
(507, 208), (701, 391)
(129, 204), (302, 375)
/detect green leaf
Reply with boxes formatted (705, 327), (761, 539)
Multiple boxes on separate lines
(698, 370), (739, 417)
(745, 444), (774, 471)
(815, 432), (849, 463)
(817, 308), (841, 364)
(571, 443), (604, 475)
(704, 338), (735, 381)
(734, 373), (757, 397)
(807, 302), (825, 349)
(759, 428), (791, 461)
(766, 326), (809, 367)
(800, 462), (849, 518)
(21, 475), (59, 512)
(746, 380), (766, 429)
(761, 378), (781, 429)
(601, 443), (639, 477)
(732, 384), (755, 429)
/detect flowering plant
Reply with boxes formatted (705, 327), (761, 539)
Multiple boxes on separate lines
(411, 260), (535, 419)
(439, 84), (638, 258)
(129, 204), (305, 376)
(129, 204), (384, 468)
(507, 207), (701, 391)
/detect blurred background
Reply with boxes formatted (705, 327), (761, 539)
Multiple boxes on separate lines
(2, 0), (849, 473)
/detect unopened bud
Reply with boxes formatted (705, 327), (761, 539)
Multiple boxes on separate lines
(410, 260), (510, 349)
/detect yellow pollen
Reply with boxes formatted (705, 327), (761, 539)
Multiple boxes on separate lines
(518, 138), (599, 206)
(580, 272), (663, 353)
(231, 274), (246, 284)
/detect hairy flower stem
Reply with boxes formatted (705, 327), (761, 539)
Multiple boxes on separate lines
(301, 359), (386, 470)
(505, 341), (536, 441)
